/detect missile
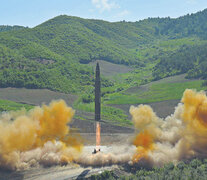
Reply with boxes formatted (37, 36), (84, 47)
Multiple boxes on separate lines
(95, 62), (101, 122)
(93, 62), (101, 154)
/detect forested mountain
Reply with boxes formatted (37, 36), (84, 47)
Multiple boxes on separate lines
(0, 43), (93, 93)
(147, 8), (207, 39)
(3, 16), (140, 65)
(152, 42), (207, 80)
(0, 8), (207, 93)
(0, 25), (25, 32)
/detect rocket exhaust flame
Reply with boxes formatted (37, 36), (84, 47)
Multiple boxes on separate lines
(96, 122), (101, 151)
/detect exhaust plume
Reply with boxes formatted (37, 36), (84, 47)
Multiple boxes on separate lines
(0, 100), (83, 170)
(96, 122), (101, 151)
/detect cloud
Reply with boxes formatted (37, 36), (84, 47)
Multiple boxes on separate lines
(115, 10), (130, 18)
(91, 0), (119, 12)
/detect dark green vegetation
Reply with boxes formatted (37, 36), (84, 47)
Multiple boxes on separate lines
(88, 159), (207, 180)
(1, 9), (207, 126)
(0, 40), (93, 93)
(0, 25), (25, 32)
(153, 42), (207, 80)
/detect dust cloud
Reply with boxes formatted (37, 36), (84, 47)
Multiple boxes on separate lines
(1, 89), (207, 170)
(130, 89), (207, 167)
(0, 100), (82, 170)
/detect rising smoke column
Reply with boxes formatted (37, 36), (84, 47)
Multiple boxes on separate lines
(130, 105), (160, 164)
(0, 100), (83, 170)
(130, 89), (207, 167)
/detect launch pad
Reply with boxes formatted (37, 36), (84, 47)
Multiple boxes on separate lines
(92, 148), (100, 154)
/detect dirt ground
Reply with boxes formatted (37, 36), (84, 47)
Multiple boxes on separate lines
(109, 99), (180, 119)
(89, 60), (132, 77)
(0, 88), (77, 106)
(0, 164), (117, 180)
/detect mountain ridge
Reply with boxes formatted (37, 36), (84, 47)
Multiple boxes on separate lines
(0, 8), (207, 93)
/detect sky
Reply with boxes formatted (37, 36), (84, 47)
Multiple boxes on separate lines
(0, 0), (207, 27)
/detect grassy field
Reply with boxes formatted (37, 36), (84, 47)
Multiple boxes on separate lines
(73, 101), (131, 126)
(1, 72), (203, 126)
(0, 87), (131, 127)
(0, 70), (206, 128)
(0, 99), (33, 112)
(105, 75), (206, 105)
(73, 72), (205, 125)
(71, 60), (155, 126)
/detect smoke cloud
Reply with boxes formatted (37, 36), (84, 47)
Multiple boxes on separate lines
(130, 89), (207, 167)
(2, 89), (207, 170)
(0, 100), (83, 170)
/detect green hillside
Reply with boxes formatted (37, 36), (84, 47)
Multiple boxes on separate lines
(3, 16), (140, 65)
(1, 9), (207, 125)
(0, 9), (207, 94)
(152, 42), (207, 80)
(0, 42), (93, 93)
(0, 99), (32, 112)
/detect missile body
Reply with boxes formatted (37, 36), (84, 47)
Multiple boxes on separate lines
(95, 62), (101, 121)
